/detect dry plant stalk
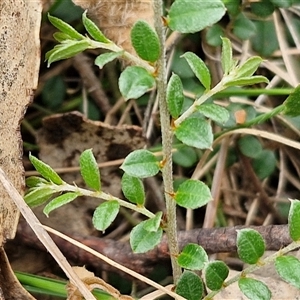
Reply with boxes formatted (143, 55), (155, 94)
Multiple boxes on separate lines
(72, 0), (154, 54)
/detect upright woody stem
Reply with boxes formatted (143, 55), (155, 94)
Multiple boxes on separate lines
(152, 0), (182, 282)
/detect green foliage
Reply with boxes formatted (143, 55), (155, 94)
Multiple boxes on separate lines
(205, 261), (229, 291)
(237, 229), (266, 264)
(238, 136), (263, 159)
(24, 187), (55, 208)
(177, 244), (208, 270)
(196, 104), (229, 124)
(252, 150), (276, 180)
(283, 84), (300, 117)
(175, 271), (203, 300)
(238, 277), (271, 300)
(95, 52), (124, 69)
(167, 73), (184, 119)
(79, 149), (101, 191)
(119, 66), (156, 100)
(131, 20), (160, 62)
(275, 256), (300, 289)
(121, 173), (145, 206)
(288, 199), (300, 241)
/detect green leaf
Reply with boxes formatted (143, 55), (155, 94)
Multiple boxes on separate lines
(177, 243), (208, 270)
(173, 145), (198, 168)
(143, 212), (163, 232)
(120, 149), (160, 178)
(175, 179), (212, 209)
(43, 192), (80, 217)
(238, 278), (271, 300)
(238, 136), (263, 159)
(288, 199), (300, 241)
(181, 52), (211, 90)
(121, 173), (145, 206)
(168, 0), (226, 34)
(270, 0), (293, 8)
(29, 153), (63, 185)
(79, 149), (101, 191)
(206, 24), (224, 47)
(205, 261), (229, 291)
(25, 176), (49, 188)
(221, 37), (233, 75)
(53, 32), (73, 43)
(175, 271), (203, 300)
(48, 14), (84, 40)
(252, 149), (276, 180)
(167, 73), (184, 119)
(92, 201), (120, 232)
(233, 13), (256, 40)
(130, 220), (163, 253)
(46, 40), (91, 67)
(95, 52), (124, 69)
(24, 187), (55, 208)
(236, 56), (263, 78)
(196, 103), (230, 124)
(237, 229), (265, 264)
(119, 66), (155, 100)
(251, 0), (275, 18)
(174, 117), (213, 150)
(131, 20), (160, 62)
(82, 10), (110, 43)
(225, 76), (269, 87)
(284, 84), (300, 117)
(275, 256), (300, 289)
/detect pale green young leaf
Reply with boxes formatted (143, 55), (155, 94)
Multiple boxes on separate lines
(95, 52), (124, 69)
(283, 84), (300, 117)
(236, 56), (263, 78)
(174, 179), (212, 209)
(238, 278), (271, 300)
(175, 271), (203, 300)
(82, 11), (110, 43)
(92, 201), (120, 232)
(24, 187), (55, 208)
(142, 212), (162, 232)
(196, 103), (230, 124)
(53, 32), (73, 43)
(275, 256), (300, 289)
(29, 153), (63, 185)
(120, 149), (160, 178)
(130, 220), (163, 253)
(43, 192), (80, 217)
(237, 229), (265, 264)
(288, 199), (300, 241)
(80, 149), (101, 191)
(166, 73), (184, 119)
(174, 117), (213, 150)
(205, 261), (229, 291)
(48, 14), (84, 40)
(181, 52), (211, 90)
(121, 173), (145, 206)
(168, 0), (226, 34)
(25, 176), (49, 188)
(221, 37), (233, 75)
(131, 20), (160, 62)
(47, 40), (90, 67)
(225, 75), (269, 87)
(119, 66), (155, 100)
(177, 243), (208, 270)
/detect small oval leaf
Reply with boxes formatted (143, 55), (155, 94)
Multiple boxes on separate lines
(177, 243), (208, 270)
(283, 84), (300, 117)
(131, 20), (160, 62)
(236, 56), (263, 78)
(181, 52), (211, 90)
(29, 153), (63, 185)
(95, 52), (124, 69)
(237, 229), (265, 264)
(48, 14), (84, 40)
(205, 261), (229, 291)
(288, 199), (300, 241)
(43, 192), (80, 217)
(119, 66), (155, 100)
(275, 256), (300, 289)
(168, 0), (226, 34)
(120, 149), (160, 178)
(167, 73), (184, 119)
(80, 149), (101, 191)
(24, 187), (55, 208)
(142, 212), (163, 232)
(93, 200), (120, 232)
(130, 221), (163, 253)
(26, 176), (49, 188)
(175, 271), (203, 300)
(196, 103), (230, 124)
(121, 173), (145, 206)
(238, 278), (271, 300)
(82, 10), (110, 43)
(175, 179), (212, 209)
(174, 117), (213, 150)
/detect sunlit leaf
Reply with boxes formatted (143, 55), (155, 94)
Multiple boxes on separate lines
(176, 271), (203, 300)
(275, 256), (300, 289)
(121, 173), (145, 205)
(288, 199), (300, 241)
(221, 37), (233, 75)
(142, 212), (162, 232)
(239, 278), (271, 300)
(24, 187), (55, 208)
(283, 84), (300, 117)
(205, 261), (229, 291)
(225, 76), (269, 87)
(196, 103), (229, 124)
(95, 52), (124, 69)
(236, 56), (263, 78)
